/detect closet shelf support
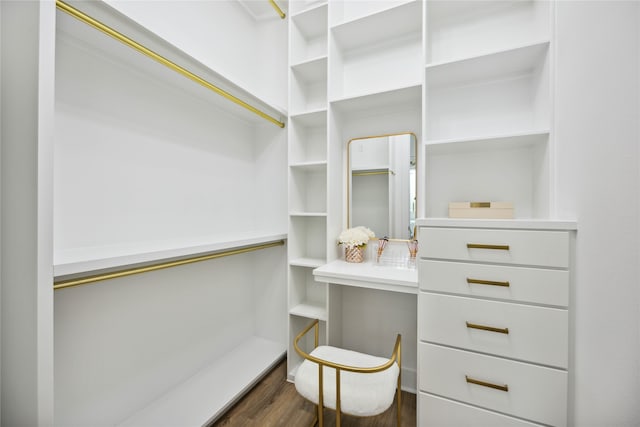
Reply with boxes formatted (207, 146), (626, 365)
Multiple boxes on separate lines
(55, 0), (285, 128)
(53, 240), (286, 290)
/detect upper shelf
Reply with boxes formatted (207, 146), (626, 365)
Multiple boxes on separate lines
(331, 0), (422, 52)
(54, 232), (287, 279)
(426, 41), (550, 89)
(291, 3), (328, 39)
(330, 84), (422, 119)
(426, 0), (551, 64)
(57, 0), (286, 128)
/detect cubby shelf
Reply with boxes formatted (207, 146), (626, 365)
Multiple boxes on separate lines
(290, 56), (327, 81)
(289, 257), (326, 268)
(289, 0), (327, 18)
(289, 160), (327, 172)
(331, 0), (421, 50)
(330, 84), (422, 119)
(290, 108), (327, 125)
(289, 212), (328, 217)
(290, 3), (328, 64)
(289, 303), (328, 321)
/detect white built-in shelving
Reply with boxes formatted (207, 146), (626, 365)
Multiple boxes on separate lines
(287, 0), (424, 386)
(423, 0), (554, 220)
(287, 1), (331, 380)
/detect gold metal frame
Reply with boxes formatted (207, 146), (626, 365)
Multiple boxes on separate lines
(268, 0), (286, 19)
(56, 0), (285, 128)
(346, 132), (418, 242)
(54, 240), (285, 290)
(294, 319), (402, 427)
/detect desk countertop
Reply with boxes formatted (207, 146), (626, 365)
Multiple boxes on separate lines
(313, 259), (418, 294)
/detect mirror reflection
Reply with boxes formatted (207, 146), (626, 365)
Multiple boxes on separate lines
(347, 133), (417, 240)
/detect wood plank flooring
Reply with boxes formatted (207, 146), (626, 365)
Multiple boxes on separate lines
(211, 358), (416, 427)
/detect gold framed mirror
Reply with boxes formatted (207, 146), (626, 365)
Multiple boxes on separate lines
(347, 132), (417, 241)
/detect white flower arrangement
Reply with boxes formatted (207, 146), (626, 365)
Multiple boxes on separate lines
(337, 226), (376, 249)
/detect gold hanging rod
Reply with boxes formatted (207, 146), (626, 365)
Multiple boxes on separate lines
(55, 0), (285, 128)
(53, 240), (285, 290)
(268, 0), (286, 19)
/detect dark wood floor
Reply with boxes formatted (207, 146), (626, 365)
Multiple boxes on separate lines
(211, 358), (416, 427)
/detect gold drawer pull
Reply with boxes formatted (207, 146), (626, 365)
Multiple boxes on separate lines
(467, 243), (510, 251)
(466, 278), (510, 287)
(465, 375), (509, 392)
(466, 321), (509, 334)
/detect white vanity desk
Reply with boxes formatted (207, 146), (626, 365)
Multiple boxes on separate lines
(313, 259), (418, 295)
(312, 258), (419, 393)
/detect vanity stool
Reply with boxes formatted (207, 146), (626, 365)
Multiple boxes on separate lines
(293, 319), (402, 427)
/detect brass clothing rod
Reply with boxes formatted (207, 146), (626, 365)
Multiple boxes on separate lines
(56, 0), (285, 128)
(268, 0), (286, 19)
(53, 240), (285, 290)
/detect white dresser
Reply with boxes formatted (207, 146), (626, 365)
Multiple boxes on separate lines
(417, 219), (576, 427)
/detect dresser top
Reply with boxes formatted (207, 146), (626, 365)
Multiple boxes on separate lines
(416, 218), (577, 231)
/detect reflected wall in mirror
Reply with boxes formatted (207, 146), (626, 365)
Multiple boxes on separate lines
(347, 133), (417, 240)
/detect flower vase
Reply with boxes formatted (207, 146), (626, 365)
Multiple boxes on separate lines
(345, 246), (365, 263)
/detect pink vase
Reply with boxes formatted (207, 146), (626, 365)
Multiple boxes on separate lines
(345, 246), (364, 263)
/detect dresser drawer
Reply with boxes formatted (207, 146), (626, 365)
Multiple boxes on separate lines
(419, 293), (568, 368)
(419, 393), (543, 427)
(419, 343), (567, 427)
(419, 259), (569, 306)
(420, 228), (569, 268)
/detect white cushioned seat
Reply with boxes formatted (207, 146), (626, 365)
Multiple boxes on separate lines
(294, 345), (400, 417)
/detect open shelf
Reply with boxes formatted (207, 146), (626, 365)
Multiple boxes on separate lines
(117, 337), (285, 427)
(289, 303), (328, 321)
(289, 167), (327, 213)
(329, 1), (422, 100)
(425, 41), (550, 87)
(289, 160), (327, 172)
(330, 84), (421, 121)
(289, 257), (326, 268)
(331, 1), (422, 50)
(425, 43), (550, 141)
(424, 133), (550, 219)
(290, 57), (328, 114)
(54, 233), (287, 279)
(289, 216), (327, 261)
(290, 3), (328, 64)
(426, 0), (551, 64)
(290, 0), (327, 17)
(289, 110), (327, 164)
(425, 129), (550, 153)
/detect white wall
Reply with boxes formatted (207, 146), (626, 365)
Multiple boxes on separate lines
(555, 2), (640, 425)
